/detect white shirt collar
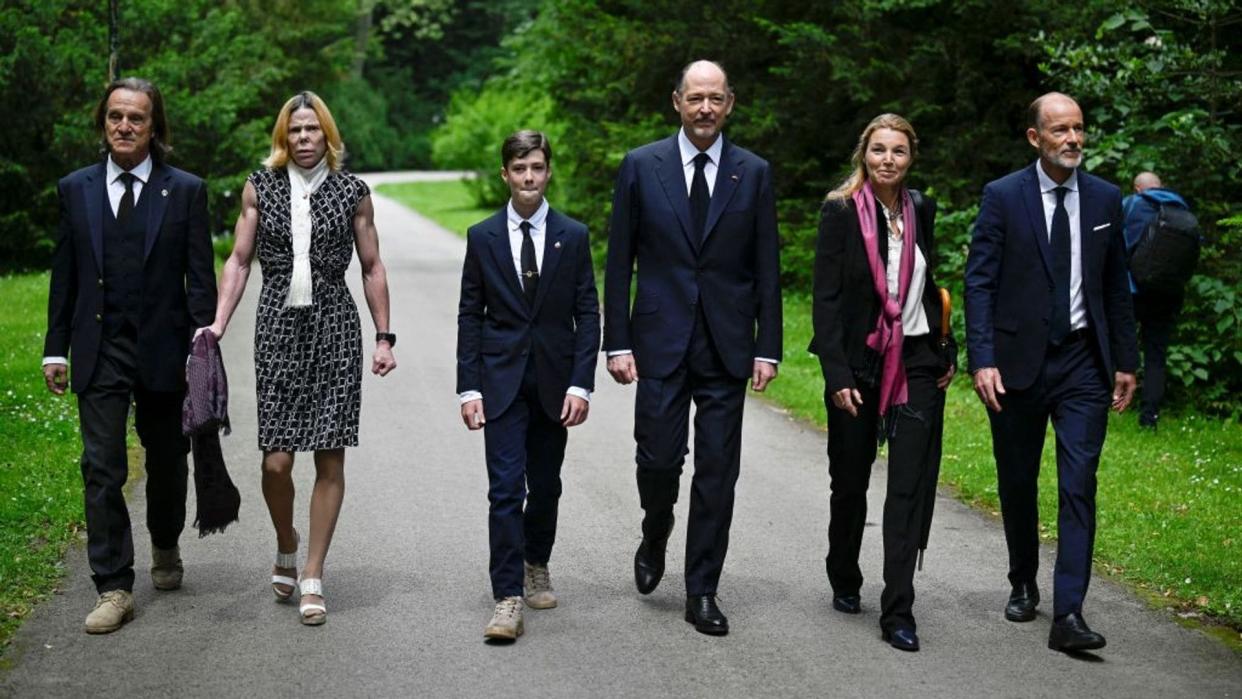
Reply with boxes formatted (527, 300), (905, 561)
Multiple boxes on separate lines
(507, 198), (549, 231)
(107, 154), (153, 185)
(678, 128), (723, 167)
(1035, 159), (1078, 194)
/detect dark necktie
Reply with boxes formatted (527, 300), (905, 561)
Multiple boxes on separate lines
(690, 152), (710, 243)
(520, 220), (538, 307)
(117, 172), (136, 228)
(1049, 186), (1071, 345)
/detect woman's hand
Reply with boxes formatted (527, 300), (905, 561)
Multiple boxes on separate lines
(937, 363), (956, 390)
(372, 343), (396, 376)
(831, 387), (863, 417)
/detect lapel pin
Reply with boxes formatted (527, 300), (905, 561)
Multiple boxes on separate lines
(161, 189), (169, 197)
(554, 241), (562, 249)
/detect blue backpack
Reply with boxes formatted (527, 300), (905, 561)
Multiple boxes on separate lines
(1128, 193), (1200, 296)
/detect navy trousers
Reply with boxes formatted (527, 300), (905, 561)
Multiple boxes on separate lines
(77, 329), (189, 593)
(989, 333), (1110, 618)
(482, 358), (568, 599)
(633, 309), (747, 597)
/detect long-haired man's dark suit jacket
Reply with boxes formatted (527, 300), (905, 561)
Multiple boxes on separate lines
(456, 206), (599, 598)
(604, 134), (781, 596)
(965, 163), (1137, 618)
(45, 159), (216, 593)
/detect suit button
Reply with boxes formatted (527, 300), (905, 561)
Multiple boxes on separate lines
(95, 313), (102, 322)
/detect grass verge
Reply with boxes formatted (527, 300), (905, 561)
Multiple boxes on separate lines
(386, 177), (1241, 640)
(0, 273), (85, 653)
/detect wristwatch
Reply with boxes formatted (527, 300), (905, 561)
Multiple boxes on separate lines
(376, 332), (396, 347)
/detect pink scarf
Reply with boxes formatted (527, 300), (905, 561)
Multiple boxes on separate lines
(852, 181), (917, 417)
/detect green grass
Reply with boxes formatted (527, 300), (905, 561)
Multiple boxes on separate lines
(376, 179), (492, 238)
(0, 273), (85, 652)
(386, 177), (1242, 634)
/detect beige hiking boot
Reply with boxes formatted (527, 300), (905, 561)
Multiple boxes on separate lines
(484, 596), (524, 641)
(151, 545), (184, 590)
(523, 562), (558, 610)
(84, 590), (134, 634)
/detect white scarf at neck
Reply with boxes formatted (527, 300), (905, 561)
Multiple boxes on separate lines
(285, 158), (330, 308)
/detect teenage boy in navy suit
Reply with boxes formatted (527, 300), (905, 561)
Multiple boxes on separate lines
(456, 130), (600, 642)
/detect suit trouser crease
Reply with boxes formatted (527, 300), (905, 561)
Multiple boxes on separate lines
(989, 336), (1109, 617)
(77, 330), (189, 593)
(633, 311), (745, 596)
(482, 358), (567, 599)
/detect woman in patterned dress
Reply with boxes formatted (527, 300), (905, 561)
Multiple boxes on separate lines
(202, 92), (397, 625)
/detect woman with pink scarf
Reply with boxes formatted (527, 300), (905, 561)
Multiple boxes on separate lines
(808, 114), (957, 652)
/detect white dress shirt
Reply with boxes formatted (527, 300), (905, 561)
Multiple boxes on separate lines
(1035, 160), (1087, 332)
(43, 155), (154, 367)
(879, 202), (930, 337)
(458, 197), (591, 405)
(609, 130), (777, 365)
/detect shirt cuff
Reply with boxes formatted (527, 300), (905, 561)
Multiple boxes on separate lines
(42, 356), (68, 366)
(755, 357), (779, 365)
(606, 350), (632, 358)
(458, 390), (482, 404)
(566, 386), (591, 402)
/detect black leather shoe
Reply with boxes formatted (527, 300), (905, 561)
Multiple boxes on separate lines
(832, 594), (862, 614)
(1004, 582), (1040, 622)
(634, 514), (673, 595)
(1048, 612), (1106, 652)
(685, 594), (729, 636)
(882, 627), (920, 652)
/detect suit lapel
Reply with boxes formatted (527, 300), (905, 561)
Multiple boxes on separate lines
(144, 163), (171, 261)
(84, 163), (105, 273)
(485, 210), (528, 315)
(1020, 166), (1053, 281)
(702, 139), (741, 247)
(532, 210), (565, 314)
(653, 137), (698, 252)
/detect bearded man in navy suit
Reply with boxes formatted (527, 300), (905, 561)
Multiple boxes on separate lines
(456, 130), (600, 642)
(965, 92), (1138, 653)
(604, 60), (782, 636)
(43, 78), (217, 634)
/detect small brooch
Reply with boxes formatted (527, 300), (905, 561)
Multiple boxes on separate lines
(161, 189), (169, 197)
(554, 241), (562, 249)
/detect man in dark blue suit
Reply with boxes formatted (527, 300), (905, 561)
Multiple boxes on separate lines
(456, 130), (600, 642)
(604, 60), (782, 635)
(43, 78), (217, 633)
(965, 92), (1138, 653)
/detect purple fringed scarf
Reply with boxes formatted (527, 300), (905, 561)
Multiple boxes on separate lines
(852, 181), (917, 418)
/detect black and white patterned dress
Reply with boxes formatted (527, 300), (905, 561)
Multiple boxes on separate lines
(249, 168), (369, 451)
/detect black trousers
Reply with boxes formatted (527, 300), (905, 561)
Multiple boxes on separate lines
(76, 329), (189, 593)
(1134, 292), (1179, 421)
(482, 357), (568, 599)
(634, 309), (747, 596)
(823, 337), (944, 632)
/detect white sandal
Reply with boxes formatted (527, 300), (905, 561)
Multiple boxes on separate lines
(271, 529), (299, 602)
(298, 577), (326, 625)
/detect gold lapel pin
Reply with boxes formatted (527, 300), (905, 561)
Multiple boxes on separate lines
(161, 189), (169, 197)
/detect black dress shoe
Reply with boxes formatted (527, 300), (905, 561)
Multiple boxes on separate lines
(1048, 612), (1106, 652)
(634, 514), (673, 595)
(832, 594), (862, 614)
(882, 627), (920, 652)
(685, 594), (728, 636)
(1004, 581), (1040, 622)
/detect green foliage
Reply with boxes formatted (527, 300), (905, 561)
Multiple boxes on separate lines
(430, 85), (566, 207)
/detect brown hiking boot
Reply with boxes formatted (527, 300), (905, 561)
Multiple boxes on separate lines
(84, 590), (134, 634)
(523, 562), (558, 610)
(151, 545), (184, 590)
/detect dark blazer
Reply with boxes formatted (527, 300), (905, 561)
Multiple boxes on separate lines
(456, 206), (600, 421)
(964, 163), (1138, 389)
(44, 160), (217, 393)
(809, 191), (946, 394)
(603, 135), (782, 380)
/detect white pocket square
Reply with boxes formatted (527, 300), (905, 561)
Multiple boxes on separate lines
(1092, 222), (1110, 231)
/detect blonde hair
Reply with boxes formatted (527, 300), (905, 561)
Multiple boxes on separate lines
(263, 91), (346, 170)
(826, 113), (919, 201)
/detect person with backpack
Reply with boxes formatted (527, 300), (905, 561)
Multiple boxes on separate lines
(1122, 171), (1199, 430)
